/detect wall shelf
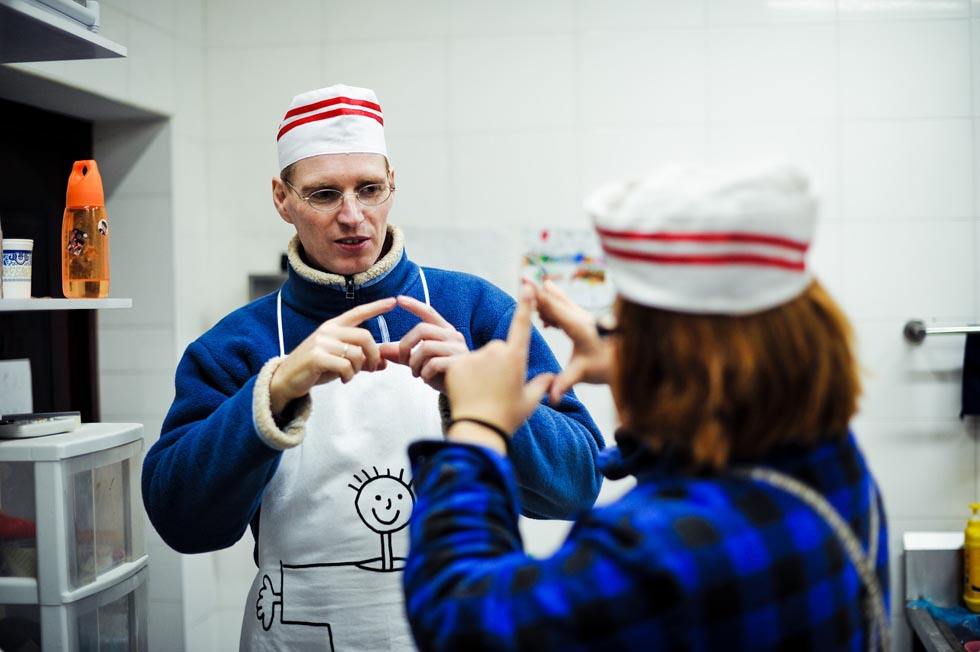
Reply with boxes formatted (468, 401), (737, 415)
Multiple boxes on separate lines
(0, 298), (131, 311)
(0, 0), (127, 64)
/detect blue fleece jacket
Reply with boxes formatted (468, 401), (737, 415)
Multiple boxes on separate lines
(143, 227), (604, 555)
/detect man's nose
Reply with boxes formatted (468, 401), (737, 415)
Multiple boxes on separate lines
(335, 194), (363, 225)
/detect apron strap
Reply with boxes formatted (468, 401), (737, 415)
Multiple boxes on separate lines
(277, 289), (285, 357)
(735, 467), (889, 652)
(419, 267), (430, 305)
(276, 266), (432, 357)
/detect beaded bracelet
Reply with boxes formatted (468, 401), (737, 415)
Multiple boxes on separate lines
(447, 417), (512, 453)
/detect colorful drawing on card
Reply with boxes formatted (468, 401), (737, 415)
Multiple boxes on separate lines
(522, 228), (614, 314)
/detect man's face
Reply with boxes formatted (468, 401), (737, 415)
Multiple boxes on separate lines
(273, 153), (394, 276)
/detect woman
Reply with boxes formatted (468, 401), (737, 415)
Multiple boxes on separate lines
(402, 162), (889, 651)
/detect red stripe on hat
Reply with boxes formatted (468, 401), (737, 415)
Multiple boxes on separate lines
(595, 227), (809, 253)
(283, 95), (382, 121)
(602, 243), (806, 271)
(277, 108), (385, 141)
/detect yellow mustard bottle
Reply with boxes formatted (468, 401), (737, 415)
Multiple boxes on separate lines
(965, 503), (980, 613)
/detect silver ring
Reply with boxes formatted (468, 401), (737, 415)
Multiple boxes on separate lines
(341, 343), (350, 359)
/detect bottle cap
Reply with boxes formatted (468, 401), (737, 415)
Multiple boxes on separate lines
(65, 160), (104, 208)
(971, 503), (980, 516)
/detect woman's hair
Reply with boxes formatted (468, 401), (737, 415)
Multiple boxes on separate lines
(611, 279), (860, 468)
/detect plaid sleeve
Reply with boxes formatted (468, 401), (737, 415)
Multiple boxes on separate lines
(403, 441), (687, 652)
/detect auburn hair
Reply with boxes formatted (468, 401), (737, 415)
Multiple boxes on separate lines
(610, 280), (860, 469)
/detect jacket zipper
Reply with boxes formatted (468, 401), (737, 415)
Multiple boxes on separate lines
(345, 274), (389, 341)
(345, 275), (355, 309)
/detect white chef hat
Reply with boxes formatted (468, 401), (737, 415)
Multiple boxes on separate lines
(589, 161), (817, 316)
(277, 84), (387, 172)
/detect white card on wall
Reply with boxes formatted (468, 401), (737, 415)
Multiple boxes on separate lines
(0, 359), (32, 415)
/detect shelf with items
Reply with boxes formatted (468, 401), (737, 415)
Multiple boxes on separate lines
(0, 298), (131, 311)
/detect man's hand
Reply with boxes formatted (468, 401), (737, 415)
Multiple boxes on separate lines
(377, 295), (468, 393)
(269, 298), (396, 416)
(445, 285), (554, 437)
(530, 279), (614, 405)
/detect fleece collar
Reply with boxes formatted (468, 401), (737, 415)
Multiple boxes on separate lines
(280, 224), (419, 322)
(286, 224), (405, 288)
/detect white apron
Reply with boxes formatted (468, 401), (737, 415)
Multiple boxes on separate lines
(240, 269), (441, 652)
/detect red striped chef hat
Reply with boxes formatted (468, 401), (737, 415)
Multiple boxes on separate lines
(589, 161), (817, 315)
(277, 84), (387, 171)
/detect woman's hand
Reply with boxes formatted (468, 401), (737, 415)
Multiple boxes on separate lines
(530, 279), (614, 404)
(269, 298), (396, 416)
(444, 286), (554, 448)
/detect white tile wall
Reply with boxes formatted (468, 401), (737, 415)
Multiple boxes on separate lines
(839, 0), (970, 21)
(383, 134), (454, 229)
(323, 40), (450, 135)
(841, 119), (974, 220)
(129, 22), (177, 114)
(451, 0), (577, 36)
(840, 19), (971, 119)
(854, 418), (976, 519)
(973, 21), (980, 115)
(450, 130), (581, 229)
(204, 139), (280, 238)
(708, 24), (839, 121)
(580, 29), (708, 126)
(580, 0), (706, 29)
(842, 219), (975, 320)
(583, 126), (708, 191)
(8, 1), (978, 650)
(320, 0), (451, 42)
(147, 600), (186, 652)
(809, 219), (845, 298)
(448, 35), (577, 132)
(707, 0), (837, 25)
(205, 0), (322, 47)
(204, 47), (323, 143)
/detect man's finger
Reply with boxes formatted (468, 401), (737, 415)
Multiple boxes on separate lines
(331, 298), (397, 327)
(396, 295), (453, 328)
(378, 342), (405, 365)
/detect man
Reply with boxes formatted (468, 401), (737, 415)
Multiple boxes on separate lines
(142, 84), (603, 651)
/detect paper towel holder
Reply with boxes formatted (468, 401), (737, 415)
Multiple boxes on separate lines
(904, 319), (980, 344)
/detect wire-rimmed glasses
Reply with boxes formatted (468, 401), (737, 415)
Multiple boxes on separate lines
(284, 179), (393, 212)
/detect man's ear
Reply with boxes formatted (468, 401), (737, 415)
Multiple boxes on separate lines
(389, 167), (396, 190)
(272, 177), (294, 225)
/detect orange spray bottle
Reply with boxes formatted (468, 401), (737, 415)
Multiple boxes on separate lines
(62, 160), (109, 298)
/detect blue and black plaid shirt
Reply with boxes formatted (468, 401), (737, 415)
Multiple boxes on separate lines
(404, 430), (889, 651)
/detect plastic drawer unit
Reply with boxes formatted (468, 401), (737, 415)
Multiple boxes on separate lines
(0, 564), (148, 651)
(0, 423), (146, 606)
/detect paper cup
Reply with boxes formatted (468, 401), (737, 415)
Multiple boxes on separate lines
(2, 238), (33, 299)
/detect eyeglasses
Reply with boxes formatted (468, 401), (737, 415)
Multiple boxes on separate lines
(284, 179), (393, 212)
(596, 313), (619, 338)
